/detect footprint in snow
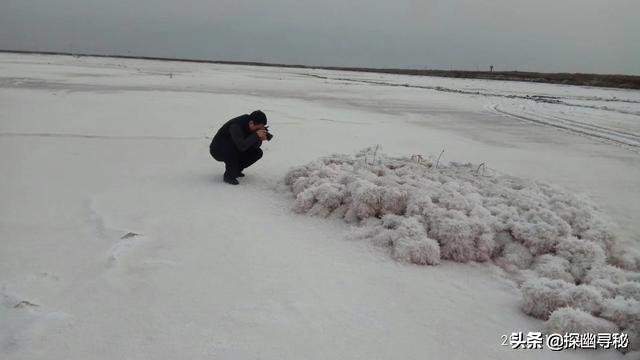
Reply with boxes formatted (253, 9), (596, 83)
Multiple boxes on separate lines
(106, 232), (180, 273)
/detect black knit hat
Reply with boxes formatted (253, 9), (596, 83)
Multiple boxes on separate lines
(249, 110), (267, 125)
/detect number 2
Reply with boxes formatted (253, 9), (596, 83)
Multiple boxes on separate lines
(501, 335), (509, 346)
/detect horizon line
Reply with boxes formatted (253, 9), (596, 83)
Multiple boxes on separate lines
(2, 49), (639, 90)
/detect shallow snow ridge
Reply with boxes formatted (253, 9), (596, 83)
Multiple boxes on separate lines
(285, 147), (640, 351)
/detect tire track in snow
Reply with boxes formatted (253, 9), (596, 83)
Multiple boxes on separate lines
(302, 73), (640, 117)
(490, 104), (640, 151)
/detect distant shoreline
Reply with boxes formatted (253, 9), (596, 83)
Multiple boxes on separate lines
(2, 49), (639, 90)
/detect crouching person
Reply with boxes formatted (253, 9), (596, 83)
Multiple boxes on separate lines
(210, 110), (269, 185)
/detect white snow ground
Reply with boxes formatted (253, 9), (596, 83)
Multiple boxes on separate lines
(1, 53), (639, 359)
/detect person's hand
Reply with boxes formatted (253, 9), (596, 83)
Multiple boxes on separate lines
(257, 129), (268, 141)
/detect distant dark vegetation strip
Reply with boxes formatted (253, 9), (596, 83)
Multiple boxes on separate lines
(2, 49), (639, 90)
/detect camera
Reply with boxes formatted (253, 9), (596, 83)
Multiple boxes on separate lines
(264, 126), (274, 141)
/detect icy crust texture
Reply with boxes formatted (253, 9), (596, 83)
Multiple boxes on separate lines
(285, 147), (640, 351)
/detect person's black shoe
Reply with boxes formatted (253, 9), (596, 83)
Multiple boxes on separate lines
(238, 172), (245, 177)
(223, 175), (239, 185)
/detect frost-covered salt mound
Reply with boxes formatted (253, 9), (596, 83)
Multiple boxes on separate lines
(285, 147), (640, 351)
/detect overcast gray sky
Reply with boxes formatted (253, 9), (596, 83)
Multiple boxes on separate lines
(1, 0), (639, 74)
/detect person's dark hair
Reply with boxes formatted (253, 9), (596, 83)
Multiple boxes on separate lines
(249, 110), (267, 125)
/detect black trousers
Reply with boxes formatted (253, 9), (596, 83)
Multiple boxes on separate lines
(210, 142), (263, 178)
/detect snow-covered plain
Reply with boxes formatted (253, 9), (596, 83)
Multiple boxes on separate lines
(1, 53), (639, 359)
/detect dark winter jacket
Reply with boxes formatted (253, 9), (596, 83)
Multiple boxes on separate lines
(210, 114), (262, 154)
